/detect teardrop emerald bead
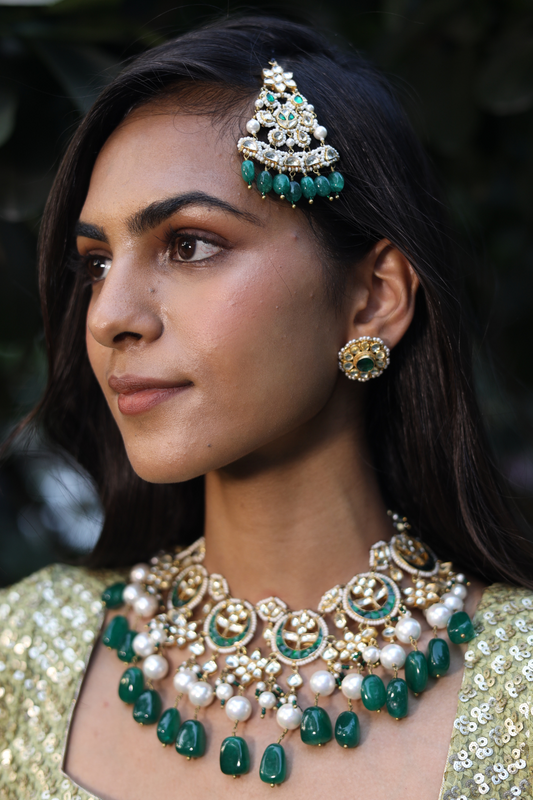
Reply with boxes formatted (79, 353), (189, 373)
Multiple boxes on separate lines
(301, 175), (316, 200)
(133, 689), (162, 725)
(273, 173), (290, 197)
(386, 677), (408, 719)
(334, 710), (360, 748)
(329, 171), (345, 192)
(102, 615), (128, 650)
(288, 180), (302, 205)
(117, 629), (137, 663)
(405, 650), (428, 694)
(220, 736), (250, 776)
(300, 706), (333, 746)
(361, 674), (386, 711)
(257, 170), (272, 195)
(447, 611), (476, 644)
(176, 719), (207, 759)
(157, 707), (181, 745)
(101, 582), (126, 608)
(314, 175), (331, 197)
(426, 638), (450, 678)
(118, 667), (144, 704)
(259, 743), (286, 785)
(241, 160), (255, 185)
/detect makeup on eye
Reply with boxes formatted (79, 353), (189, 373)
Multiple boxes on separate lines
(169, 232), (224, 263)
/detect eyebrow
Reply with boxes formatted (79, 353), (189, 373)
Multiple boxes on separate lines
(75, 191), (262, 243)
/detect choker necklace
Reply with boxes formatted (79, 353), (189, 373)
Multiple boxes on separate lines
(101, 512), (476, 786)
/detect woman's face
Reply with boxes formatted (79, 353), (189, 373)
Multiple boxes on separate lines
(80, 106), (355, 483)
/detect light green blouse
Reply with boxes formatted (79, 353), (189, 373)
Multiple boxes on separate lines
(0, 565), (531, 800)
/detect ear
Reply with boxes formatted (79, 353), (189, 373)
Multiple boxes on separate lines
(342, 239), (419, 348)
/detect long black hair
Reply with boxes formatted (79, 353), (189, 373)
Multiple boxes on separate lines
(20, 15), (533, 586)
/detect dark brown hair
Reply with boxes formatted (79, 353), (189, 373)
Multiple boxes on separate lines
(19, 15), (533, 586)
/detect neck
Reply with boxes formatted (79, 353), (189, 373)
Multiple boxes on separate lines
(203, 397), (392, 610)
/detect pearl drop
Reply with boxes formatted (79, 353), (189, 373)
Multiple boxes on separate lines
(313, 125), (327, 140)
(362, 646), (380, 664)
(441, 593), (464, 613)
(258, 691), (277, 709)
(455, 573), (466, 584)
(341, 672), (363, 700)
(149, 628), (167, 646)
(395, 617), (422, 643)
(309, 670), (336, 696)
(142, 653), (168, 681)
(276, 703), (302, 730)
(256, 681), (266, 692)
(133, 593), (159, 618)
(123, 583), (143, 605)
(132, 632), (155, 658)
(246, 119), (260, 134)
(225, 695), (252, 722)
(425, 603), (452, 629)
(380, 643), (406, 670)
(173, 668), (197, 693)
(216, 683), (234, 702)
(451, 584), (467, 600)
(188, 682), (215, 708)
(130, 563), (150, 583)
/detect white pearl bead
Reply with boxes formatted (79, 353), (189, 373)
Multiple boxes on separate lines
(258, 690), (277, 709)
(123, 582), (143, 605)
(455, 573), (466, 584)
(276, 703), (302, 730)
(246, 119), (260, 134)
(451, 584), (467, 600)
(309, 670), (336, 696)
(129, 563), (150, 583)
(425, 603), (452, 629)
(142, 653), (168, 681)
(188, 682), (215, 708)
(256, 681), (266, 692)
(149, 628), (167, 646)
(362, 646), (380, 664)
(216, 683), (234, 702)
(340, 672), (363, 700)
(380, 643), (406, 670)
(225, 695), (252, 722)
(313, 125), (327, 140)
(173, 668), (197, 693)
(132, 632), (155, 658)
(441, 593), (464, 613)
(133, 593), (159, 618)
(395, 617), (422, 643)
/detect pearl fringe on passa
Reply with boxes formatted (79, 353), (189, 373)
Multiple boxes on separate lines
(101, 512), (477, 785)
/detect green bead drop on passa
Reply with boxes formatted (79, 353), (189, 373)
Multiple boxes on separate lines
(101, 582), (126, 608)
(329, 171), (345, 192)
(404, 650), (428, 694)
(133, 689), (162, 725)
(288, 181), (302, 204)
(426, 638), (450, 678)
(117, 629), (137, 663)
(118, 667), (144, 704)
(257, 170), (272, 195)
(259, 743), (286, 785)
(334, 710), (360, 748)
(102, 615), (128, 650)
(300, 706), (333, 746)
(386, 677), (408, 720)
(157, 707), (181, 745)
(361, 674), (386, 711)
(273, 173), (290, 197)
(176, 719), (207, 759)
(314, 175), (331, 197)
(220, 736), (250, 776)
(447, 611), (476, 644)
(301, 175), (317, 200)
(241, 160), (255, 185)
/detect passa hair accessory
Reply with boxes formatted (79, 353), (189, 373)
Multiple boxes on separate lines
(101, 512), (476, 786)
(338, 337), (390, 381)
(237, 61), (345, 206)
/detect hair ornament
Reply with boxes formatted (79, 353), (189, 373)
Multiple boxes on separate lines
(238, 61), (344, 206)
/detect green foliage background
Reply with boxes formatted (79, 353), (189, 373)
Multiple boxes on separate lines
(1, 0), (533, 585)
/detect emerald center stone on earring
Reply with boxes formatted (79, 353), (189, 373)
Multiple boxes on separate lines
(356, 356), (374, 373)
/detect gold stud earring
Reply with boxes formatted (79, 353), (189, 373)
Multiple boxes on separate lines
(338, 336), (390, 381)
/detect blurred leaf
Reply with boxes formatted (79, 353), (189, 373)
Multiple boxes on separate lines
(0, 84), (16, 146)
(0, 158), (53, 222)
(476, 36), (533, 115)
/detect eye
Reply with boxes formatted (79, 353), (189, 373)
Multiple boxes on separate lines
(85, 255), (112, 282)
(171, 235), (222, 263)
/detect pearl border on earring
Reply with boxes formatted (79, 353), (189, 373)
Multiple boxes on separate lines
(338, 336), (390, 381)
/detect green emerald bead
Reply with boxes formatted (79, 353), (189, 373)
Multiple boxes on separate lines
(447, 611), (476, 644)
(132, 689), (162, 725)
(334, 710), (360, 748)
(273, 173), (290, 197)
(426, 638), (451, 678)
(405, 650), (428, 694)
(157, 707), (181, 745)
(118, 667), (144, 704)
(257, 170), (272, 195)
(241, 160), (255, 184)
(259, 743), (286, 785)
(288, 181), (302, 204)
(301, 175), (317, 200)
(101, 582), (126, 608)
(361, 674), (386, 711)
(356, 356), (374, 373)
(117, 629), (137, 663)
(176, 719), (207, 759)
(300, 706), (333, 746)
(314, 175), (331, 197)
(102, 615), (128, 649)
(329, 171), (345, 191)
(220, 735), (250, 776)
(386, 677), (408, 720)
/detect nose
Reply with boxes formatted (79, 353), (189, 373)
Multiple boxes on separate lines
(86, 257), (163, 349)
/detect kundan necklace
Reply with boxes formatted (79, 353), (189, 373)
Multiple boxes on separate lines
(101, 512), (476, 786)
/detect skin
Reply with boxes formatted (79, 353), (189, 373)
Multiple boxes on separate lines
(64, 107), (485, 800)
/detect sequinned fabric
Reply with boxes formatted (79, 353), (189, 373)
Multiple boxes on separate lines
(0, 566), (531, 800)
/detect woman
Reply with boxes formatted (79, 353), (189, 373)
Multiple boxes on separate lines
(1, 15), (532, 800)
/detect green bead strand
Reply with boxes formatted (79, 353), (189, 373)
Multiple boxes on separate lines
(132, 689), (162, 725)
(101, 582), (126, 608)
(447, 611), (476, 644)
(361, 674), (386, 711)
(102, 615), (128, 650)
(329, 171), (345, 193)
(301, 175), (317, 202)
(176, 719), (207, 759)
(288, 180), (302, 205)
(118, 667), (144, 704)
(404, 650), (429, 694)
(259, 743), (286, 785)
(334, 710), (360, 748)
(426, 638), (451, 678)
(241, 160), (255, 186)
(314, 175), (331, 197)
(273, 173), (290, 198)
(220, 736), (250, 776)
(386, 677), (408, 720)
(117, 629), (137, 663)
(300, 706), (333, 746)
(257, 170), (272, 196)
(157, 707), (181, 745)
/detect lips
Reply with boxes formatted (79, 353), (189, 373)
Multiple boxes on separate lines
(108, 374), (192, 415)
